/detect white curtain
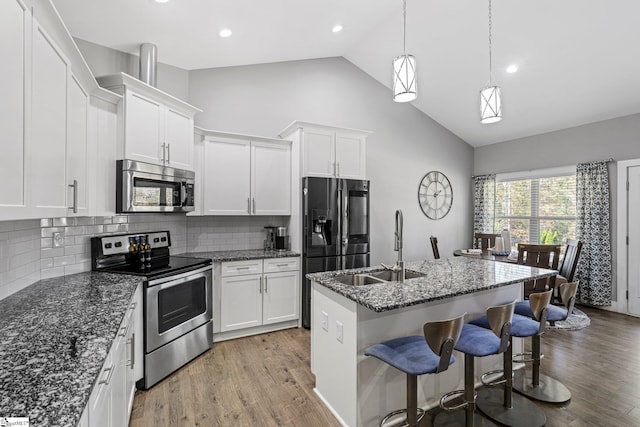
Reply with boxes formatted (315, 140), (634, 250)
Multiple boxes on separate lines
(473, 174), (496, 244)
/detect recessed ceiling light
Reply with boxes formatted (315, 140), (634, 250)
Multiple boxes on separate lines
(506, 64), (518, 74)
(154, 0), (169, 3)
(332, 25), (343, 33)
(219, 28), (232, 38)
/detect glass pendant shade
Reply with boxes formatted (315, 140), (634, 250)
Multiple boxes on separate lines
(480, 85), (502, 124)
(393, 54), (417, 103)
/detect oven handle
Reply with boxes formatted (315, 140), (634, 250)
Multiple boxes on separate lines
(147, 264), (212, 287)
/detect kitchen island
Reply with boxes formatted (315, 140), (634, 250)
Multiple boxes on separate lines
(307, 257), (556, 427)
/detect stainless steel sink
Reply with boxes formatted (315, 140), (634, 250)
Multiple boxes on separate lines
(335, 274), (386, 286)
(368, 269), (425, 281)
(334, 269), (424, 285)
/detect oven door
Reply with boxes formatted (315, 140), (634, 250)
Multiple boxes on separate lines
(145, 265), (212, 352)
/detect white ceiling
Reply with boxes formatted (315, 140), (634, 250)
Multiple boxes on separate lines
(52, 0), (640, 147)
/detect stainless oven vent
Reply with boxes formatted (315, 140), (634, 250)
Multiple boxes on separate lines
(139, 43), (157, 87)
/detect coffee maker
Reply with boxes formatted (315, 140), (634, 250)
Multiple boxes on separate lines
(264, 226), (288, 252)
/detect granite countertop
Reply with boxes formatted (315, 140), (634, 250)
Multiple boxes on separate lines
(0, 272), (141, 427)
(306, 257), (557, 312)
(187, 249), (300, 262)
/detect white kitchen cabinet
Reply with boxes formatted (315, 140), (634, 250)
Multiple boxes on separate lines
(200, 132), (291, 216)
(218, 258), (300, 337)
(203, 137), (251, 215)
(279, 121), (370, 180)
(252, 141), (291, 215)
(30, 18), (68, 216)
(220, 274), (263, 332)
(0, 0), (30, 219)
(98, 73), (201, 171)
(89, 96), (119, 216)
(0, 1), (122, 220)
(87, 284), (141, 427)
(66, 74), (91, 215)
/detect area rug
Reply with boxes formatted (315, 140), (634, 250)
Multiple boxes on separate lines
(546, 307), (590, 331)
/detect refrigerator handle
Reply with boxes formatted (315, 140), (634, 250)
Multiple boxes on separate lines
(342, 186), (349, 263)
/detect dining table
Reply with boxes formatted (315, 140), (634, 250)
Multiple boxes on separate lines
(453, 248), (514, 263)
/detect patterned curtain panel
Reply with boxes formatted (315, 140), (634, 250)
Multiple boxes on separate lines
(473, 174), (496, 242)
(575, 160), (612, 306)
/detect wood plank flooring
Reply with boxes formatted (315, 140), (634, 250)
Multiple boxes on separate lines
(130, 306), (640, 427)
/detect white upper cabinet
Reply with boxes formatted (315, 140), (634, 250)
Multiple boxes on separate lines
(0, 0), (29, 219)
(303, 128), (335, 177)
(279, 121), (370, 180)
(30, 19), (69, 216)
(98, 73), (201, 171)
(0, 0), (122, 220)
(198, 130), (292, 216)
(203, 137), (252, 215)
(67, 75), (91, 216)
(123, 90), (163, 165)
(252, 141), (291, 215)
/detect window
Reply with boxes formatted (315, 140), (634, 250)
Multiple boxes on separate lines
(494, 168), (576, 250)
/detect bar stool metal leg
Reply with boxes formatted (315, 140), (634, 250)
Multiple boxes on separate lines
(476, 337), (546, 427)
(513, 334), (572, 403)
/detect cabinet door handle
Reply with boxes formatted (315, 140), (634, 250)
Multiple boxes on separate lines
(276, 263), (289, 267)
(99, 365), (115, 385)
(161, 143), (166, 163)
(337, 162), (340, 177)
(236, 266), (250, 271)
(264, 276), (268, 292)
(252, 198), (256, 214)
(128, 333), (135, 369)
(259, 276), (263, 293)
(68, 180), (78, 213)
(333, 162), (336, 176)
(167, 143), (171, 163)
(247, 198), (251, 214)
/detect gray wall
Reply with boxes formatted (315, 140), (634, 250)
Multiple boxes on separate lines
(474, 113), (640, 304)
(189, 58), (474, 264)
(74, 38), (190, 100)
(474, 113), (640, 175)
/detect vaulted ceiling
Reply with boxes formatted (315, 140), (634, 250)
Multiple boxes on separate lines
(53, 0), (640, 147)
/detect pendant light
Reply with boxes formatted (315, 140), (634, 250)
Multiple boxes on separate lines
(480, 0), (502, 123)
(393, 0), (416, 102)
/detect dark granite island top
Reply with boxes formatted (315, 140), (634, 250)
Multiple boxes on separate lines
(187, 249), (300, 262)
(306, 256), (557, 312)
(0, 272), (141, 427)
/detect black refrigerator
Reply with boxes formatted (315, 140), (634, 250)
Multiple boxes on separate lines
(302, 177), (370, 328)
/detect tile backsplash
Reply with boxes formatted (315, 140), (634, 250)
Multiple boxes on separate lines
(39, 214), (187, 280)
(0, 220), (41, 300)
(187, 216), (287, 252)
(0, 214), (289, 300)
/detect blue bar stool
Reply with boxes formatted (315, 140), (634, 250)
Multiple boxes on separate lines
(364, 313), (466, 427)
(469, 291), (551, 427)
(433, 300), (517, 427)
(512, 281), (579, 403)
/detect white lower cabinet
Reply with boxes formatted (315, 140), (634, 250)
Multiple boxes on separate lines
(218, 258), (300, 337)
(87, 285), (142, 427)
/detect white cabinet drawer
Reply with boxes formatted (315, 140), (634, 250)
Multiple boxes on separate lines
(263, 257), (300, 273)
(221, 260), (263, 277)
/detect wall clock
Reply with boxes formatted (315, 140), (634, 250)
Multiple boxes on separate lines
(418, 171), (453, 219)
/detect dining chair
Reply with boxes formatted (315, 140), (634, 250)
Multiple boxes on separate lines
(517, 243), (561, 298)
(474, 233), (500, 251)
(430, 236), (440, 260)
(554, 239), (582, 303)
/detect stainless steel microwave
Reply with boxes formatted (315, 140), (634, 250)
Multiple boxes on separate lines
(116, 159), (195, 213)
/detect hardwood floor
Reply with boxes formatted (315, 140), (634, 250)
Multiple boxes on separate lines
(130, 307), (640, 427)
(129, 328), (340, 427)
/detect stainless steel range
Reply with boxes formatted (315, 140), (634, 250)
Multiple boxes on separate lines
(91, 231), (212, 389)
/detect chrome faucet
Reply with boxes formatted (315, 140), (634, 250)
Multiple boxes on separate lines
(394, 209), (405, 281)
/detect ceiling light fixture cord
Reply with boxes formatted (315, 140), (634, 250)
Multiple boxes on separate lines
(488, 0), (493, 85)
(403, 0), (407, 54)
